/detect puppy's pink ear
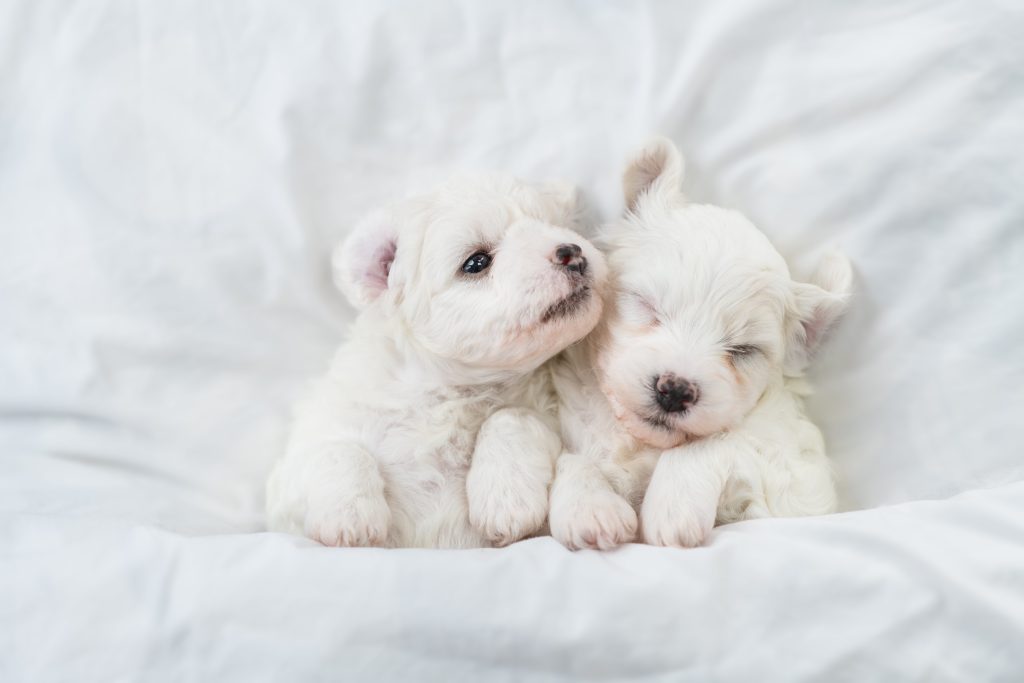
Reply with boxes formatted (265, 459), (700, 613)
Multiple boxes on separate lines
(331, 210), (398, 309)
(623, 137), (685, 213)
(785, 250), (853, 375)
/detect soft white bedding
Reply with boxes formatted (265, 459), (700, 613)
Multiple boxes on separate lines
(3, 1), (1023, 681)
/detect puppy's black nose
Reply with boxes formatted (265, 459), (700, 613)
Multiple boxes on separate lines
(654, 375), (700, 413)
(553, 243), (587, 275)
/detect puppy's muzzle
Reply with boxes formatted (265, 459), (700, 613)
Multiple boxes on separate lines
(553, 243), (587, 277)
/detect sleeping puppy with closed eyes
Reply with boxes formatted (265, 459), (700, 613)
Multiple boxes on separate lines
(549, 138), (851, 549)
(266, 173), (607, 548)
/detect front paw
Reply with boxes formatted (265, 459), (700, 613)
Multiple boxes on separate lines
(467, 479), (548, 547)
(305, 488), (391, 548)
(550, 489), (638, 551)
(640, 492), (715, 548)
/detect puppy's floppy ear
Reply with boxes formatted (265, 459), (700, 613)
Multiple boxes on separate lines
(331, 209), (398, 309)
(623, 137), (685, 213)
(784, 250), (853, 375)
(538, 180), (584, 228)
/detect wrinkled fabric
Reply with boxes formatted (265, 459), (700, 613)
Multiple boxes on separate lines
(1, 1), (1023, 681)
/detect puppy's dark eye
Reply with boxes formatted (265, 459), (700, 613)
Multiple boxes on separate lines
(462, 252), (492, 274)
(727, 344), (761, 359)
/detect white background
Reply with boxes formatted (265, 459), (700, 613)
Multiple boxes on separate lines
(3, 2), (1023, 681)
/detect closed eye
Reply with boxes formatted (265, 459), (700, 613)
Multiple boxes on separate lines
(727, 344), (762, 359)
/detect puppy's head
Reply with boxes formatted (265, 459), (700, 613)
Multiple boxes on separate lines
(334, 174), (607, 379)
(597, 138), (852, 448)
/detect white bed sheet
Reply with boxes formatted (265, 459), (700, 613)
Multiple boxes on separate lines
(2, 1), (1023, 681)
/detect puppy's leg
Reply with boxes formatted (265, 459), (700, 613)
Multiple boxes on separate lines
(467, 408), (560, 546)
(297, 443), (391, 547)
(641, 439), (732, 548)
(748, 446), (837, 520)
(549, 453), (638, 550)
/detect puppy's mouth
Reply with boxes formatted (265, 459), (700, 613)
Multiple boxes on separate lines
(642, 412), (678, 430)
(540, 283), (591, 324)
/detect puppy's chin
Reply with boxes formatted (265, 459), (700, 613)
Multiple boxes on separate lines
(528, 281), (602, 342)
(624, 418), (689, 450)
(491, 284), (603, 373)
(619, 407), (689, 449)
(540, 278), (594, 325)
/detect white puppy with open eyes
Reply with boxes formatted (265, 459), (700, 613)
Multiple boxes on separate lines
(266, 174), (607, 548)
(549, 138), (852, 550)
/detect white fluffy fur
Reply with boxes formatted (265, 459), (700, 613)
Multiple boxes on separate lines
(550, 138), (852, 549)
(266, 174), (607, 548)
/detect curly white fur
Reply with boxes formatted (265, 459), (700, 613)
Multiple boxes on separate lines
(550, 138), (852, 549)
(266, 174), (607, 548)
